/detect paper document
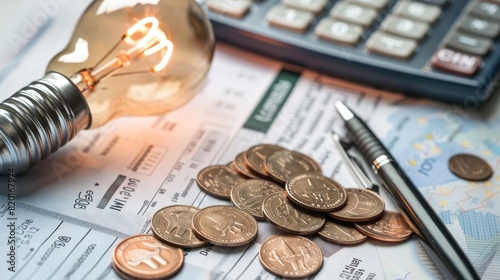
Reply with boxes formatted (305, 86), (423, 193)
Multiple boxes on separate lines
(1, 2), (499, 280)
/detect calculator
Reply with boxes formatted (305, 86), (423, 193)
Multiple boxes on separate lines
(201, 0), (500, 104)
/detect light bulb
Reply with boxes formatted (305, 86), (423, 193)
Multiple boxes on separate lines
(0, 0), (215, 174)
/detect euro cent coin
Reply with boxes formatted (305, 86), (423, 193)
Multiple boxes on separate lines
(318, 219), (368, 245)
(226, 161), (241, 175)
(112, 234), (183, 279)
(230, 179), (283, 220)
(234, 151), (260, 179)
(192, 205), (258, 247)
(354, 211), (413, 242)
(328, 188), (385, 222)
(244, 144), (285, 178)
(265, 149), (322, 184)
(448, 153), (493, 181)
(197, 165), (246, 199)
(259, 235), (323, 279)
(285, 173), (347, 212)
(151, 205), (206, 248)
(262, 192), (325, 235)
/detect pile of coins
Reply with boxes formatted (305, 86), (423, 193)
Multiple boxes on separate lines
(112, 144), (414, 279)
(196, 144), (414, 278)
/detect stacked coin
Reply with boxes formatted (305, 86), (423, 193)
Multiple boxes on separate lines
(150, 204), (258, 250)
(198, 144), (413, 242)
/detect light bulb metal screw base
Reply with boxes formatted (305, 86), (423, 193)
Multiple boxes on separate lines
(0, 72), (91, 174)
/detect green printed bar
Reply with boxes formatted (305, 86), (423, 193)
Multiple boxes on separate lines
(243, 69), (300, 133)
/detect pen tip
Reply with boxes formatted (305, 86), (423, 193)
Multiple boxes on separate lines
(334, 100), (354, 121)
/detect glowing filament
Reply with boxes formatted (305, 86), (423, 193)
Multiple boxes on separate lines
(125, 17), (174, 72)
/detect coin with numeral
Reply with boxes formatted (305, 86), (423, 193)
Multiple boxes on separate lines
(354, 211), (413, 242)
(285, 173), (347, 212)
(197, 165), (246, 199)
(152, 205), (206, 248)
(113, 234), (183, 279)
(328, 188), (384, 222)
(265, 149), (322, 184)
(448, 153), (493, 181)
(318, 219), (368, 245)
(259, 235), (323, 279)
(230, 179), (283, 220)
(244, 144), (285, 178)
(192, 205), (258, 247)
(262, 192), (325, 235)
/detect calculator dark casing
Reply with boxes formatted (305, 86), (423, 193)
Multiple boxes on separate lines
(205, 0), (500, 104)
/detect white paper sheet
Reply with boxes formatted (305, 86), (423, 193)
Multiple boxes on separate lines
(1, 2), (499, 280)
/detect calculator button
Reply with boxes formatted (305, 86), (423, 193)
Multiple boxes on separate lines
(283, 0), (328, 14)
(315, 18), (364, 45)
(393, 1), (441, 23)
(330, 2), (378, 27)
(347, 0), (389, 10)
(446, 32), (492, 56)
(207, 0), (252, 18)
(266, 5), (314, 32)
(431, 48), (481, 76)
(471, 2), (500, 22)
(366, 32), (417, 59)
(417, 0), (448, 6)
(459, 17), (500, 38)
(381, 15), (430, 40)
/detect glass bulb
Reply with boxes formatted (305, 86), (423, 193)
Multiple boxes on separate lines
(0, 0), (215, 174)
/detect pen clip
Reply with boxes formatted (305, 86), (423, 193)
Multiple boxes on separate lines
(332, 132), (379, 193)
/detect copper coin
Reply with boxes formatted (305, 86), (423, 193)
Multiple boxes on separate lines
(448, 154), (493, 181)
(226, 161), (249, 180)
(230, 179), (283, 220)
(265, 150), (322, 184)
(196, 165), (245, 199)
(318, 219), (368, 245)
(226, 161), (240, 174)
(244, 144), (285, 177)
(112, 234), (183, 279)
(354, 211), (413, 242)
(259, 235), (323, 279)
(151, 205), (206, 248)
(328, 188), (385, 222)
(192, 205), (258, 247)
(262, 192), (325, 235)
(234, 152), (260, 179)
(285, 173), (347, 212)
(112, 262), (138, 280)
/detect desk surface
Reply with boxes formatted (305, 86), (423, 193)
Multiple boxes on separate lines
(0, 1), (499, 279)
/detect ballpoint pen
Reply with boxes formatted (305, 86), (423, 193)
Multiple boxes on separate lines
(334, 100), (480, 280)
